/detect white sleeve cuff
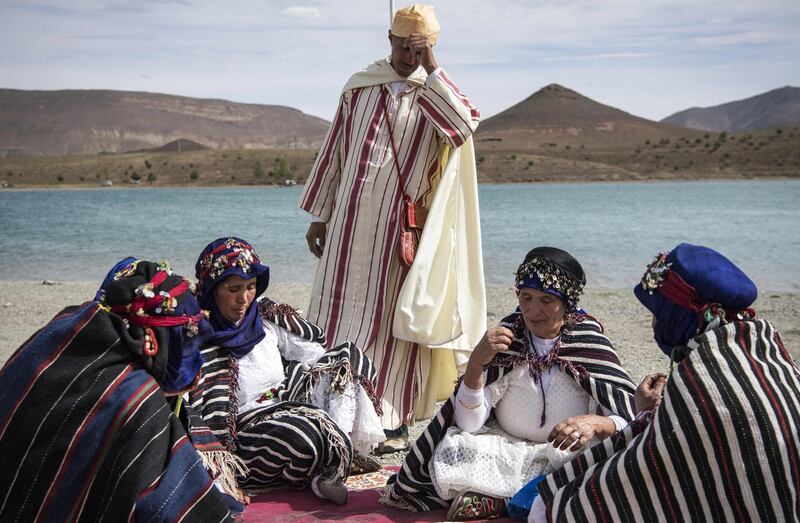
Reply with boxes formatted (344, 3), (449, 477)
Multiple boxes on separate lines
(456, 382), (484, 407)
(310, 215), (326, 223)
(454, 381), (492, 432)
(609, 414), (628, 433)
(424, 67), (444, 88)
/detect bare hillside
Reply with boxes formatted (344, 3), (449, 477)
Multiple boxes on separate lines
(0, 89), (330, 156)
(661, 86), (800, 132)
(476, 84), (703, 151)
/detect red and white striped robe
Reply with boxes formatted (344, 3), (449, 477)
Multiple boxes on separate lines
(299, 59), (480, 429)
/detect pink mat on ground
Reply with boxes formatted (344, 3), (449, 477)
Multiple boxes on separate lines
(242, 467), (513, 523)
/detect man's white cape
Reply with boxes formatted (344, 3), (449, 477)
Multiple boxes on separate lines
(342, 59), (487, 357)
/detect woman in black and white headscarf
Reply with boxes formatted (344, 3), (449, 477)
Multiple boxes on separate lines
(383, 247), (637, 520)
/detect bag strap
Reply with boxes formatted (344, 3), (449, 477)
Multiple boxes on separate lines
(380, 91), (412, 205)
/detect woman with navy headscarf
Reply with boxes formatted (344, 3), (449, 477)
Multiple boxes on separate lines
(383, 247), (637, 520)
(187, 238), (384, 505)
(528, 243), (800, 522)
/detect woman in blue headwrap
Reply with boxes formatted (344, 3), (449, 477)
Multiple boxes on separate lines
(528, 243), (800, 522)
(0, 259), (235, 522)
(187, 238), (384, 505)
(383, 247), (637, 520)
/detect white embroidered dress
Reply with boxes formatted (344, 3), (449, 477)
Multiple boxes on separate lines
(235, 321), (384, 454)
(429, 334), (626, 500)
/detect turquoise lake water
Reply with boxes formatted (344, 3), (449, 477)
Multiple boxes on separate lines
(1, 180), (798, 291)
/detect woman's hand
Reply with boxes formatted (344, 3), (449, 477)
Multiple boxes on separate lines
(472, 326), (515, 367)
(463, 326), (515, 389)
(548, 414), (617, 451)
(634, 373), (667, 414)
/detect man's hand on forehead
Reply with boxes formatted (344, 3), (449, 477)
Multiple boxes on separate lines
(404, 32), (438, 74)
(403, 32), (431, 48)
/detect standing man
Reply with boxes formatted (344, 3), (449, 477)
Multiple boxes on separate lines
(300, 4), (485, 451)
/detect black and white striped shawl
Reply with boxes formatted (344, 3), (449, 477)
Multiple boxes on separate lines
(187, 298), (380, 451)
(382, 311), (637, 511)
(538, 318), (800, 522)
(257, 298), (326, 345)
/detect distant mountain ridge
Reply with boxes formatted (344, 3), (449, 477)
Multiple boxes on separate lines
(661, 86), (800, 132)
(2, 84), (796, 159)
(476, 83), (702, 150)
(0, 89), (330, 156)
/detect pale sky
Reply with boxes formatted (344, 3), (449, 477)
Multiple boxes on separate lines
(1, 0), (798, 122)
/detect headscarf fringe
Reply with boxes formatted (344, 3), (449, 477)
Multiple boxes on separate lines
(305, 359), (383, 417)
(309, 359), (352, 394)
(200, 449), (248, 498)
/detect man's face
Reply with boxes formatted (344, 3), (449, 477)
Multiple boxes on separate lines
(388, 33), (420, 78)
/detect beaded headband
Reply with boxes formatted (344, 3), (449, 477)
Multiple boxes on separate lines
(197, 238), (261, 282)
(640, 251), (673, 294)
(515, 256), (584, 306)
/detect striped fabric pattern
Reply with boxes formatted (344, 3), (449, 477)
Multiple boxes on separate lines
(538, 318), (800, 522)
(236, 401), (352, 489)
(188, 346), (355, 490)
(259, 298), (380, 411)
(299, 70), (479, 428)
(188, 301), (382, 490)
(187, 344), (242, 451)
(258, 298), (326, 345)
(0, 302), (231, 522)
(382, 312), (637, 512)
(283, 340), (382, 416)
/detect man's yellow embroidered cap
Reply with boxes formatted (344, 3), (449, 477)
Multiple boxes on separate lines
(391, 4), (440, 45)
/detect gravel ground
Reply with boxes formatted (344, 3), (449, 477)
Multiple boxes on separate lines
(2, 281), (797, 467)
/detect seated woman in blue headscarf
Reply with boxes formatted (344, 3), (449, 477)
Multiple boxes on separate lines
(0, 259), (235, 522)
(525, 243), (800, 522)
(187, 237), (385, 505)
(383, 247), (637, 520)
